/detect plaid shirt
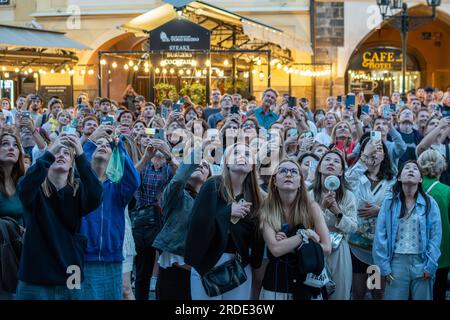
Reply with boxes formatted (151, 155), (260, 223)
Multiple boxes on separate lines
(136, 162), (173, 208)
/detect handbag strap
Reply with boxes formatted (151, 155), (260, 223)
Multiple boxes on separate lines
(426, 181), (439, 194)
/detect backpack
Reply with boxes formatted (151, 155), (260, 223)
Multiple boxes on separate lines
(0, 217), (23, 293)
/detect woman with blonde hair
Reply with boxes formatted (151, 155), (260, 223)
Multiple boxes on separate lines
(418, 149), (450, 300)
(260, 159), (331, 300)
(16, 134), (102, 299)
(185, 143), (265, 300)
(49, 110), (73, 141)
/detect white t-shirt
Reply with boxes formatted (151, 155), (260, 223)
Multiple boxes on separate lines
(315, 130), (332, 147)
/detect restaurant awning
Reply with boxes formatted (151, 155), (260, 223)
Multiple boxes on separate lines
(0, 24), (90, 50)
(122, 0), (312, 55)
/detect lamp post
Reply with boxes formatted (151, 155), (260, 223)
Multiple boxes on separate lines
(376, 0), (441, 94)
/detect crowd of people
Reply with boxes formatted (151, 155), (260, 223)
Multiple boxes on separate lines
(0, 84), (449, 301)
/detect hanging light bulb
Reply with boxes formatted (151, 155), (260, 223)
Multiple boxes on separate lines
(81, 69), (86, 75)
(160, 60), (167, 67)
(1, 66), (5, 71)
(162, 68), (167, 74)
(128, 61), (134, 67)
(155, 68), (160, 74)
(88, 69), (94, 75)
(60, 69), (65, 74)
(170, 68), (175, 74)
(186, 69), (191, 75)
(112, 62), (118, 69)
(144, 62), (149, 68)
(276, 63), (282, 70)
(243, 72), (249, 78)
(133, 65), (139, 71)
(257, 59), (262, 66)
(50, 69), (55, 74)
(100, 59), (107, 65)
(69, 69), (75, 75)
(202, 69), (207, 75)
(223, 59), (229, 66)
(251, 69), (257, 75)
(219, 71), (224, 77)
(4, 72), (9, 78)
(144, 67), (149, 73)
(24, 71), (29, 76)
(124, 64), (129, 70)
(205, 60), (211, 67)
(195, 71), (201, 77)
(270, 59), (279, 66)
(33, 72), (38, 78)
(28, 68), (33, 73)
(191, 60), (197, 67)
(259, 71), (264, 79)
(14, 68), (20, 73)
(283, 66), (289, 72)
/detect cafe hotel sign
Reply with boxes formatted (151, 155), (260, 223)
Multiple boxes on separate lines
(352, 48), (416, 71)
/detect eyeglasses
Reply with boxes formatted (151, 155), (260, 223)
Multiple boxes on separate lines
(277, 167), (299, 177)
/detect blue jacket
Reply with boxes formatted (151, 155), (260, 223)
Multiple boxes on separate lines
(81, 139), (140, 262)
(373, 193), (442, 276)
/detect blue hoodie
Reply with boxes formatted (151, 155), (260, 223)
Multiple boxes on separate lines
(81, 139), (140, 262)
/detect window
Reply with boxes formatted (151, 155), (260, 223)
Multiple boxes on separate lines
(0, 0), (10, 5)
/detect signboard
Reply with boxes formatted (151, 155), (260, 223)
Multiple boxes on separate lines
(349, 47), (418, 71)
(40, 86), (72, 108)
(349, 80), (379, 94)
(149, 18), (210, 52)
(150, 51), (208, 70)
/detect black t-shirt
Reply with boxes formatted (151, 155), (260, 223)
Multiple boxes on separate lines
(398, 130), (419, 169)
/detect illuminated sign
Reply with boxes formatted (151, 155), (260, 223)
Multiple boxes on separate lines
(361, 51), (402, 70)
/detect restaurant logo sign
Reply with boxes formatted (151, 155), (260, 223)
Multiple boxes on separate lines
(150, 18), (210, 51)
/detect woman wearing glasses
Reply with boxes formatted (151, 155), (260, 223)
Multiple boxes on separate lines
(260, 159), (331, 300)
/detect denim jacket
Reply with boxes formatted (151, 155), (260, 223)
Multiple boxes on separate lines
(372, 193), (442, 276)
(152, 149), (200, 257)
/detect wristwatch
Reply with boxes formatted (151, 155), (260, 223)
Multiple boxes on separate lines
(335, 212), (343, 219)
(165, 155), (172, 162)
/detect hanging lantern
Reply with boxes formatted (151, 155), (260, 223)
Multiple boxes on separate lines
(112, 62), (118, 69)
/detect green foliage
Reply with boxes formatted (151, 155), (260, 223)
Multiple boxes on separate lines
(180, 83), (206, 105)
(154, 83), (179, 104)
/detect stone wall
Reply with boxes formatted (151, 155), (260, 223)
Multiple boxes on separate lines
(314, 2), (345, 107)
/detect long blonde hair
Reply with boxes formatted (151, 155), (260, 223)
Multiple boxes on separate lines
(259, 159), (315, 232)
(220, 143), (262, 218)
(41, 145), (79, 197)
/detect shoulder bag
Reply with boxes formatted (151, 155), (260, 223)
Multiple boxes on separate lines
(200, 255), (247, 297)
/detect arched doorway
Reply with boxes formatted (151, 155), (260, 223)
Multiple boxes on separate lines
(345, 4), (450, 96)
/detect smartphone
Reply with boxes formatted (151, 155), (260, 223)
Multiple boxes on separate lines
(288, 96), (297, 108)
(399, 100), (405, 108)
(361, 104), (370, 115)
(307, 159), (319, 178)
(145, 128), (156, 136)
(179, 97), (185, 105)
(281, 223), (289, 234)
(373, 95), (379, 105)
(5, 116), (12, 126)
(346, 95), (355, 108)
(154, 128), (165, 140)
(173, 104), (181, 112)
(383, 105), (390, 119)
(231, 105), (240, 114)
(71, 118), (79, 128)
(337, 96), (342, 103)
(161, 107), (169, 119)
(288, 128), (299, 138)
(155, 107), (162, 116)
(62, 126), (77, 135)
(77, 97), (83, 105)
(100, 115), (114, 125)
(390, 103), (397, 113)
(206, 128), (219, 140)
(370, 130), (382, 143)
(22, 111), (31, 118)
